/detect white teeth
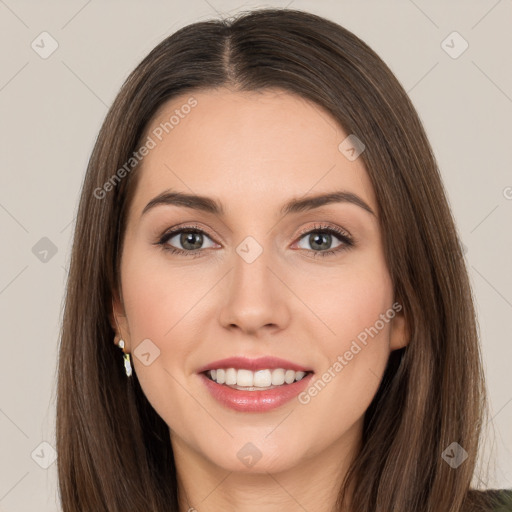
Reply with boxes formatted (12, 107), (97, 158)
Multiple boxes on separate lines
(206, 367), (310, 387)
(284, 369), (295, 384)
(216, 369), (226, 384)
(254, 369), (272, 387)
(225, 368), (237, 385)
(237, 369), (253, 387)
(271, 368), (285, 386)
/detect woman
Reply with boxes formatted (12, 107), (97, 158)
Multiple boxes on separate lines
(56, 8), (512, 512)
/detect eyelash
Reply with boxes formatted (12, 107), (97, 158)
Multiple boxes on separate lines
(154, 222), (355, 259)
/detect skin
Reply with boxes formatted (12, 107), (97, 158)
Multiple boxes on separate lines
(112, 87), (408, 512)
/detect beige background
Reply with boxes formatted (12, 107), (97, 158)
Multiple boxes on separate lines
(0, 0), (511, 509)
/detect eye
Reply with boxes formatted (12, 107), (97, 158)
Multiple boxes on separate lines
(155, 224), (218, 257)
(154, 222), (355, 259)
(293, 223), (354, 258)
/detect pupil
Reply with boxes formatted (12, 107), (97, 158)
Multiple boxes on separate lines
(182, 231), (202, 250)
(311, 233), (330, 250)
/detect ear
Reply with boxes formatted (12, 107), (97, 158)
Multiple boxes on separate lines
(111, 289), (131, 351)
(389, 305), (409, 351)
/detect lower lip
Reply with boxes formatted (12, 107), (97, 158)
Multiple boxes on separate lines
(199, 372), (314, 412)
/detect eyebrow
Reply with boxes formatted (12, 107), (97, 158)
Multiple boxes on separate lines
(141, 189), (375, 218)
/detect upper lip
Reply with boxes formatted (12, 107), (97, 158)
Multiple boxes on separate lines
(197, 356), (313, 374)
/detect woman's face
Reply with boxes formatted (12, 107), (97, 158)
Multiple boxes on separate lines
(113, 87), (407, 476)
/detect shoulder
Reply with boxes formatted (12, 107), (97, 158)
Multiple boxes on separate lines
(462, 489), (512, 511)
(490, 489), (512, 511)
(470, 489), (512, 511)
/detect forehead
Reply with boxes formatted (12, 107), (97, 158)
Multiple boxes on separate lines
(128, 87), (377, 221)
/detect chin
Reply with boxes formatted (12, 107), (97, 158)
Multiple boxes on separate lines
(200, 438), (306, 475)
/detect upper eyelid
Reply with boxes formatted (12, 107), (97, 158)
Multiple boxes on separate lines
(296, 223), (351, 239)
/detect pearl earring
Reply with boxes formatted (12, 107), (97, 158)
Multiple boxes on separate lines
(117, 339), (132, 377)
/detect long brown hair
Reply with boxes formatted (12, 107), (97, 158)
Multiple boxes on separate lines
(57, 8), (499, 511)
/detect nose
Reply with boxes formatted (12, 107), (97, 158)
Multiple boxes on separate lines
(218, 243), (291, 336)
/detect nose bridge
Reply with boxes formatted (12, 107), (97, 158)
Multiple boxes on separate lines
(231, 234), (276, 301)
(218, 233), (290, 333)
(234, 235), (272, 288)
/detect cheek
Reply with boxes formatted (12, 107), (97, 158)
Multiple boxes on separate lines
(295, 258), (394, 413)
(119, 251), (199, 421)
(122, 274), (174, 343)
(294, 251), (394, 346)
(119, 244), (212, 388)
(121, 245), (206, 342)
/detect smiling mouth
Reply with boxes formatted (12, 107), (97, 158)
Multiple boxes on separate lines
(202, 368), (314, 390)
